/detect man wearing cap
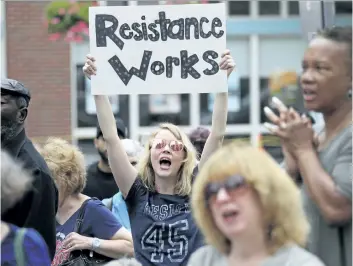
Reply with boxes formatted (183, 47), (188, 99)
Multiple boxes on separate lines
(1, 78), (58, 260)
(83, 119), (127, 200)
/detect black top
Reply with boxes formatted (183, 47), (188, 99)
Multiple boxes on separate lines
(125, 167), (205, 266)
(1, 129), (58, 260)
(83, 162), (119, 200)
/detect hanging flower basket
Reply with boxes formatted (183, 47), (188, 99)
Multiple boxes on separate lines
(45, 1), (98, 43)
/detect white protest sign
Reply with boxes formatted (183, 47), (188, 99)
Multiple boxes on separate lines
(89, 3), (227, 95)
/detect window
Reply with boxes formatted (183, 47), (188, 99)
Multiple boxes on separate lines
(200, 38), (250, 125)
(76, 65), (130, 129)
(223, 134), (251, 145)
(288, 1), (299, 15)
(335, 1), (352, 14)
(258, 1), (280, 16)
(164, 0), (220, 4)
(137, 0), (159, 5)
(77, 140), (99, 166)
(228, 1), (250, 16)
(261, 134), (283, 162)
(224, 134), (284, 162)
(106, 1), (128, 6)
(259, 38), (307, 123)
(139, 94), (190, 126)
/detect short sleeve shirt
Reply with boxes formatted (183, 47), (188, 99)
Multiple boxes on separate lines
(187, 245), (325, 266)
(301, 125), (352, 266)
(125, 167), (205, 266)
(1, 224), (51, 266)
(51, 199), (122, 266)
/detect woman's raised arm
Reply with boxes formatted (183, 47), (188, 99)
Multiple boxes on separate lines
(83, 55), (137, 197)
(198, 50), (234, 169)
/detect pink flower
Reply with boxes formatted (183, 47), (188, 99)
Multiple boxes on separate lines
(49, 33), (61, 41)
(69, 21), (88, 34)
(51, 17), (60, 25)
(82, 27), (89, 35)
(58, 8), (66, 15)
(74, 35), (84, 43)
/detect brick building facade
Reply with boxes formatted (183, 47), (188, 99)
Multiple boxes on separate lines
(5, 2), (72, 143)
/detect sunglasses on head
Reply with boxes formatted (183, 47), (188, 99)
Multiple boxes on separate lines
(151, 138), (184, 152)
(205, 174), (247, 202)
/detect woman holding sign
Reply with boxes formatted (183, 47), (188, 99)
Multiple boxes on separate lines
(83, 49), (234, 266)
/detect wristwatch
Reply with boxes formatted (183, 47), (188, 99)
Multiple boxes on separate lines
(92, 237), (101, 251)
(90, 238), (101, 257)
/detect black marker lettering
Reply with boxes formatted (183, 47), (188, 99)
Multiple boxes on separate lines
(180, 50), (201, 79)
(211, 17), (224, 38)
(200, 17), (212, 38)
(141, 16), (149, 41)
(203, 50), (219, 75)
(147, 23), (160, 41)
(95, 14), (124, 50)
(151, 61), (165, 75)
(166, 56), (180, 78)
(155, 12), (170, 41)
(131, 23), (143, 41)
(119, 23), (133, 40)
(167, 18), (184, 40)
(108, 50), (152, 86)
(185, 17), (199, 40)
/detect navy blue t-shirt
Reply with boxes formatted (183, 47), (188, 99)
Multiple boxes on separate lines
(125, 167), (204, 266)
(52, 199), (122, 266)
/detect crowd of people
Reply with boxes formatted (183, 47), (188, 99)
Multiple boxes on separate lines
(0, 26), (351, 266)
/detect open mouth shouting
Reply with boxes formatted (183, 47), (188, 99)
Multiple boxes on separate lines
(221, 208), (240, 224)
(159, 157), (172, 170)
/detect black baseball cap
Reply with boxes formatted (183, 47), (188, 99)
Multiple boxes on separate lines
(1, 78), (31, 105)
(96, 118), (127, 139)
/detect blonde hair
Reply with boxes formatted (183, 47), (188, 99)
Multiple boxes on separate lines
(39, 138), (86, 196)
(1, 150), (33, 214)
(191, 142), (309, 254)
(138, 123), (197, 196)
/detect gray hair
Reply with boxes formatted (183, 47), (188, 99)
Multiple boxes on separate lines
(1, 150), (33, 214)
(104, 258), (142, 266)
(121, 139), (144, 158)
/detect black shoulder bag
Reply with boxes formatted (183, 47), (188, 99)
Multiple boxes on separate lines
(59, 199), (112, 266)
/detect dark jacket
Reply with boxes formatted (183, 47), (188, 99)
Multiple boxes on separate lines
(1, 129), (58, 260)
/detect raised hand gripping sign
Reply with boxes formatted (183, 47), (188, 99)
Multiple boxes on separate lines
(89, 3), (227, 95)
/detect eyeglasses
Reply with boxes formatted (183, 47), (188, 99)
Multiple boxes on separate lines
(151, 138), (184, 152)
(205, 175), (247, 202)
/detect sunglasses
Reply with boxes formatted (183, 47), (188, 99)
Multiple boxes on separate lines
(205, 175), (247, 203)
(151, 138), (184, 152)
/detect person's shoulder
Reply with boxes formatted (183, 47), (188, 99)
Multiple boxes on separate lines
(19, 139), (51, 176)
(21, 228), (50, 253)
(187, 245), (224, 266)
(280, 245), (325, 266)
(22, 228), (51, 264)
(87, 198), (106, 209)
(86, 162), (99, 174)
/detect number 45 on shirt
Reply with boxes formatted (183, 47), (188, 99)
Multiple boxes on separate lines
(141, 219), (189, 263)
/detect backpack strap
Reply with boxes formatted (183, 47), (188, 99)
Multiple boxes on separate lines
(14, 228), (27, 266)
